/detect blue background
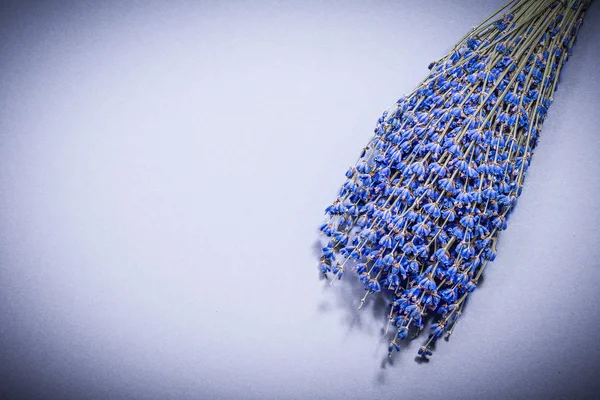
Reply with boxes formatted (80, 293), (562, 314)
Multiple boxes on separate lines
(1, 1), (599, 399)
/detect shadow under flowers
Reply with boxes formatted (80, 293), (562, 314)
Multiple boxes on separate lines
(313, 238), (390, 338)
(313, 237), (468, 375)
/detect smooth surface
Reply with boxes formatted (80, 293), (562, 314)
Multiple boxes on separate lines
(1, 1), (599, 399)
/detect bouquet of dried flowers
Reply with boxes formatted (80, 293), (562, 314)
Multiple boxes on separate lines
(319, 0), (591, 358)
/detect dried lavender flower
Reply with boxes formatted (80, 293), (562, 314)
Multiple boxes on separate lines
(318, 0), (592, 359)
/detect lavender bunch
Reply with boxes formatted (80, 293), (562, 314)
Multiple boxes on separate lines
(319, 0), (591, 358)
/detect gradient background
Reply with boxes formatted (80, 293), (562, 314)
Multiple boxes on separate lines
(1, 1), (599, 399)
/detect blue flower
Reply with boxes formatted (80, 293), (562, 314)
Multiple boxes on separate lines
(405, 210), (419, 222)
(356, 161), (370, 174)
(356, 215), (368, 227)
(456, 190), (472, 204)
(382, 254), (394, 266)
(413, 221), (431, 237)
(465, 280), (477, 292)
(379, 234), (393, 248)
(439, 178), (456, 192)
(320, 262), (332, 274)
(361, 229), (377, 243)
(322, 246), (335, 260)
(419, 276), (437, 291)
(434, 248), (451, 264)
(401, 241), (416, 255)
(484, 247), (497, 261)
(319, 223), (331, 235)
(333, 231), (349, 246)
(431, 322), (445, 338)
(466, 37), (480, 49)
(492, 215), (506, 229)
(418, 346), (433, 357)
(410, 161), (426, 176)
(359, 273), (369, 285)
(423, 293), (440, 308)
(397, 187), (412, 200)
(460, 213), (476, 228)
(318, 5), (581, 357)
(422, 202), (441, 218)
(455, 159), (468, 171)
(368, 279), (382, 292)
(388, 342), (401, 353)
(332, 265), (344, 279)
(356, 263), (367, 274)
(441, 208), (456, 222)
(397, 326), (409, 340)
(440, 287), (457, 303)
(407, 260), (419, 275)
(417, 112), (430, 124)
(458, 241), (475, 258)
(385, 273), (400, 289)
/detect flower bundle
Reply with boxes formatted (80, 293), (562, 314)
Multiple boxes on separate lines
(319, 0), (591, 358)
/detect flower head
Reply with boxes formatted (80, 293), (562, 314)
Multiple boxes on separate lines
(319, 0), (590, 359)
